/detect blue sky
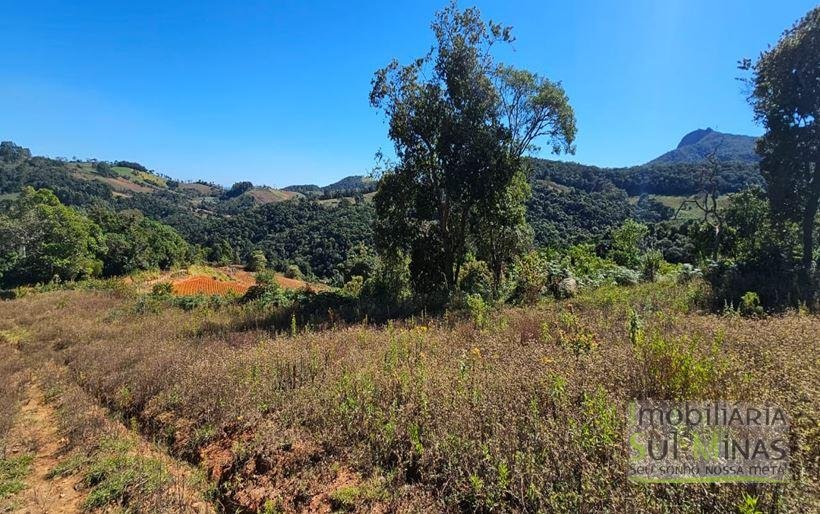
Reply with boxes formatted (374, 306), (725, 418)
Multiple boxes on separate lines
(0, 1), (816, 187)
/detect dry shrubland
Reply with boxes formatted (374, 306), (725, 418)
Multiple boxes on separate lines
(0, 281), (817, 512)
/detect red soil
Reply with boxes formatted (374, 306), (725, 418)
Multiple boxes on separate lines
(169, 270), (324, 296)
(171, 276), (250, 296)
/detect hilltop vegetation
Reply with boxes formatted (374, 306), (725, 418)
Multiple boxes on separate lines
(648, 127), (760, 165)
(0, 137), (762, 289)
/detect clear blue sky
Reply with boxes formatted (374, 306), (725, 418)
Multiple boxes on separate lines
(1, 1), (816, 187)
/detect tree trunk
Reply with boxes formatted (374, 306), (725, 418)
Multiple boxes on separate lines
(802, 162), (820, 271)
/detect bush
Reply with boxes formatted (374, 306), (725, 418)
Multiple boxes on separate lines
(284, 264), (303, 280)
(458, 260), (493, 301)
(706, 252), (801, 311)
(609, 219), (649, 268)
(243, 272), (289, 307)
(628, 310), (722, 399)
(510, 251), (549, 304)
(676, 263), (702, 284)
(607, 266), (640, 286)
(739, 291), (764, 317)
(151, 282), (172, 297)
(465, 293), (489, 329)
(342, 275), (364, 297)
(639, 250), (664, 282)
(246, 250), (267, 272)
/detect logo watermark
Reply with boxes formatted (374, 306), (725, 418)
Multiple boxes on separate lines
(627, 401), (789, 483)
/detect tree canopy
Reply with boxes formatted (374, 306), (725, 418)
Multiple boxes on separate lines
(370, 2), (575, 305)
(744, 6), (819, 272)
(0, 187), (105, 286)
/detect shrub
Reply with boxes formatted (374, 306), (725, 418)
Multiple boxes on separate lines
(465, 293), (489, 329)
(639, 250), (664, 282)
(342, 275), (365, 297)
(246, 250), (268, 272)
(607, 266), (640, 286)
(739, 291), (764, 317)
(150, 282), (172, 297)
(609, 219), (649, 268)
(243, 272), (289, 307)
(676, 263), (702, 284)
(630, 321), (722, 399)
(459, 260), (493, 301)
(284, 264), (303, 280)
(510, 251), (549, 304)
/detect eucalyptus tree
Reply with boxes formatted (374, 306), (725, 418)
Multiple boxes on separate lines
(370, 2), (575, 305)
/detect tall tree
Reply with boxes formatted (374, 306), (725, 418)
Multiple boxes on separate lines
(743, 7), (819, 276)
(370, 2), (575, 305)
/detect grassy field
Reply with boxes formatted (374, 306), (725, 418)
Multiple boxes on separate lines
(0, 281), (817, 512)
(644, 194), (732, 222)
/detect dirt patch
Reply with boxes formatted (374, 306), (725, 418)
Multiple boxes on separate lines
(3, 383), (83, 513)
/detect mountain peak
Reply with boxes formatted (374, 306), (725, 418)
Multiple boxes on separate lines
(649, 128), (759, 165)
(676, 128), (714, 149)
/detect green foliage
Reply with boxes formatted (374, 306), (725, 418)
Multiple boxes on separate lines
(677, 263), (702, 284)
(243, 271), (289, 306)
(371, 2), (574, 307)
(89, 206), (191, 275)
(744, 6), (820, 273)
(609, 219), (648, 268)
(0, 187), (105, 287)
(510, 251), (549, 304)
(339, 243), (378, 283)
(82, 438), (169, 510)
(0, 454), (33, 499)
(639, 250), (664, 282)
(284, 264), (302, 279)
(527, 182), (632, 249)
(705, 189), (806, 309)
(0, 141), (32, 162)
(342, 275), (364, 297)
(465, 294), (489, 330)
(737, 493), (763, 514)
(530, 157), (763, 198)
(246, 249), (268, 272)
(631, 328), (722, 400)
(151, 282), (172, 297)
(458, 260), (493, 301)
(222, 181), (253, 199)
(739, 291), (764, 317)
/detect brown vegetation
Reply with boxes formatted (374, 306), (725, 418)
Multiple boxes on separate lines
(0, 282), (817, 512)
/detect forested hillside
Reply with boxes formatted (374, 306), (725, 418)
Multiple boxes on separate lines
(0, 136), (764, 286)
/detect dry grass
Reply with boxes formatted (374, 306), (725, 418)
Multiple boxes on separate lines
(0, 282), (817, 512)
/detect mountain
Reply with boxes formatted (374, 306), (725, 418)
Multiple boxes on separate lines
(284, 175), (376, 196)
(647, 128), (759, 165)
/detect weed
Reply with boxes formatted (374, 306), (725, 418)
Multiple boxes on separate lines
(737, 493), (763, 514)
(0, 454), (33, 499)
(465, 293), (489, 329)
(740, 291), (764, 317)
(82, 437), (170, 510)
(46, 453), (88, 479)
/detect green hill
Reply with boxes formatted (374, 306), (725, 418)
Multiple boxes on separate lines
(647, 128), (759, 165)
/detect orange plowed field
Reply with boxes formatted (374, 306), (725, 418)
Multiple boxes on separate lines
(171, 276), (250, 296)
